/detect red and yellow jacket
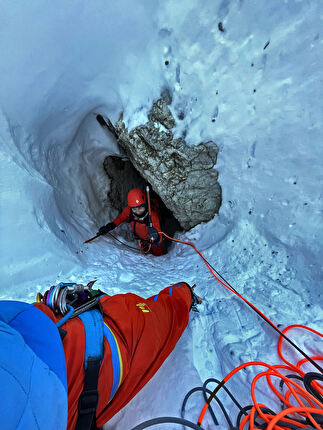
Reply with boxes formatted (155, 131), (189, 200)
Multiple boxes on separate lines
(36, 282), (192, 429)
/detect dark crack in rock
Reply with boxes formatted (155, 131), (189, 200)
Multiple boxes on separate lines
(103, 156), (146, 212)
(114, 95), (222, 230)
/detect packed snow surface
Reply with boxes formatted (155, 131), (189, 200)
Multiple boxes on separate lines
(0, 0), (322, 428)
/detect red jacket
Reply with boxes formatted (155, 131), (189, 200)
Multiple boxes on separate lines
(36, 282), (192, 429)
(113, 200), (162, 243)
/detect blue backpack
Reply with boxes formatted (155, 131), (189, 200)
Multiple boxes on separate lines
(0, 284), (105, 430)
(0, 301), (68, 430)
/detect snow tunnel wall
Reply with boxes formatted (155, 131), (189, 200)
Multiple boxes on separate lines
(0, 0), (164, 293)
(0, 0), (322, 295)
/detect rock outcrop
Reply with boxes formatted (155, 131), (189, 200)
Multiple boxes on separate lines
(113, 94), (222, 230)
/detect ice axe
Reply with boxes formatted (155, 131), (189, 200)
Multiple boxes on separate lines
(146, 185), (153, 228)
(83, 233), (101, 244)
(146, 185), (156, 244)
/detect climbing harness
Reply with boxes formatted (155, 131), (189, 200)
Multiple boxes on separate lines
(76, 309), (104, 430)
(37, 280), (126, 429)
(138, 238), (152, 254)
(129, 213), (150, 244)
(37, 281), (105, 430)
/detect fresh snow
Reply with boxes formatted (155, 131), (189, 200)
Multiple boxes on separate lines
(0, 0), (322, 429)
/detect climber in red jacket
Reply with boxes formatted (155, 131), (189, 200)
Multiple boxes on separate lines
(34, 281), (202, 430)
(98, 188), (167, 256)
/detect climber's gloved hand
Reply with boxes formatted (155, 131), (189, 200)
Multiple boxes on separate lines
(148, 226), (160, 243)
(188, 284), (202, 312)
(98, 222), (115, 235)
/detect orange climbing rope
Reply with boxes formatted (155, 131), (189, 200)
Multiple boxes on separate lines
(197, 327), (322, 430)
(138, 239), (152, 255)
(159, 232), (323, 429)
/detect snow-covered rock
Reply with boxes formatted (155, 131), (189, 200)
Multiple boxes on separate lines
(115, 96), (222, 230)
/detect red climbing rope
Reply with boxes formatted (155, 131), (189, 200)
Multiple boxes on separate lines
(160, 232), (321, 365)
(159, 232), (323, 429)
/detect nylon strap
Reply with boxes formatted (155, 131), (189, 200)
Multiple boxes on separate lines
(75, 309), (104, 430)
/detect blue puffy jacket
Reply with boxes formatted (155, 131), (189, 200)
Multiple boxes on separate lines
(0, 301), (67, 430)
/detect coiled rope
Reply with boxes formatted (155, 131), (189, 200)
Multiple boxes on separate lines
(131, 325), (322, 430)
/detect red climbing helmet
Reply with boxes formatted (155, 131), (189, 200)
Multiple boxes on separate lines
(128, 188), (147, 207)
